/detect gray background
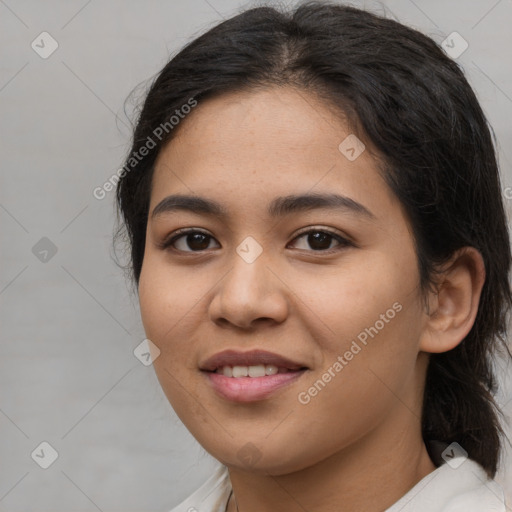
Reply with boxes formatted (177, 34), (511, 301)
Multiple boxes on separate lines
(1, 0), (511, 510)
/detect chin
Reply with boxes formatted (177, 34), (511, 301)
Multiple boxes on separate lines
(207, 441), (322, 476)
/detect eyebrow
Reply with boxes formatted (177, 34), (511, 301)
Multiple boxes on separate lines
(151, 192), (376, 221)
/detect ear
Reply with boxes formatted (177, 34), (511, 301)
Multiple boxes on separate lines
(419, 247), (486, 354)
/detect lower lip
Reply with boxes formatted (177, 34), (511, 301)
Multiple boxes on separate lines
(203, 370), (307, 402)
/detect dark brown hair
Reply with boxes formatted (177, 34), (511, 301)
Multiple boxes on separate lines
(114, 0), (512, 477)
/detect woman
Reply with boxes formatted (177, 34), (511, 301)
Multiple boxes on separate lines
(114, 1), (511, 510)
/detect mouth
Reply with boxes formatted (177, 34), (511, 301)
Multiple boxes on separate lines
(210, 364), (303, 377)
(199, 349), (309, 402)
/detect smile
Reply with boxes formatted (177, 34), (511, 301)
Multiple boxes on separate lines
(214, 364), (295, 377)
(199, 348), (309, 402)
(203, 368), (308, 402)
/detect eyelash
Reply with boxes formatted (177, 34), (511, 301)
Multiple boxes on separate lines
(159, 227), (353, 255)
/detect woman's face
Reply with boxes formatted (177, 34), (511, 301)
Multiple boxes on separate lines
(138, 86), (431, 474)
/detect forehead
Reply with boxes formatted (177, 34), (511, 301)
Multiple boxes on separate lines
(149, 87), (397, 221)
(166, 87), (349, 155)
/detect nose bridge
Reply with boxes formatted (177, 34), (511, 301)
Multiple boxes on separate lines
(236, 235), (265, 266)
(210, 235), (288, 327)
(227, 234), (271, 298)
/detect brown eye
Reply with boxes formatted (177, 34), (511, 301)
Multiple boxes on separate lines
(306, 231), (333, 250)
(162, 230), (219, 252)
(289, 229), (351, 252)
(181, 232), (212, 251)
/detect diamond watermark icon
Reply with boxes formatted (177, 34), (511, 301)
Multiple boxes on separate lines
(441, 32), (468, 59)
(441, 442), (468, 469)
(32, 237), (58, 263)
(134, 338), (161, 366)
(338, 134), (365, 161)
(31, 441), (59, 469)
(31, 32), (59, 59)
(237, 442), (262, 467)
(236, 236), (263, 264)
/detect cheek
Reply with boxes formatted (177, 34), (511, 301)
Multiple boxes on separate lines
(138, 260), (204, 417)
(138, 256), (199, 385)
(290, 247), (419, 344)
(138, 252), (204, 340)
(291, 251), (423, 399)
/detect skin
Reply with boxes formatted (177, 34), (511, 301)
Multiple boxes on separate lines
(138, 86), (485, 512)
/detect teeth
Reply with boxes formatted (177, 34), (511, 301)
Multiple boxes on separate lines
(232, 366), (248, 378)
(248, 365), (266, 377)
(215, 364), (281, 377)
(267, 365), (279, 375)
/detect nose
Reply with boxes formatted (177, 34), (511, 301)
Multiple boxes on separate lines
(208, 249), (289, 330)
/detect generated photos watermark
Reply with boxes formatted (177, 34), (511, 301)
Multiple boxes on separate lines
(298, 301), (403, 405)
(93, 97), (198, 200)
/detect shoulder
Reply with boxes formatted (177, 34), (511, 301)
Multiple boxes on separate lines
(441, 461), (506, 512)
(168, 464), (231, 512)
(387, 457), (507, 512)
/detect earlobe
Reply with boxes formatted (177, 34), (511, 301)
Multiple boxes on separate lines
(419, 247), (486, 354)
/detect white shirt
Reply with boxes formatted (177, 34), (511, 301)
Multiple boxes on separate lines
(168, 456), (507, 512)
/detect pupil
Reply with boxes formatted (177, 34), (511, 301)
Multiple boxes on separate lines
(309, 232), (331, 250)
(189, 233), (209, 250)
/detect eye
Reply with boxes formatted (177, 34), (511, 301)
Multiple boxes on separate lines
(160, 229), (219, 252)
(159, 227), (352, 254)
(288, 228), (352, 253)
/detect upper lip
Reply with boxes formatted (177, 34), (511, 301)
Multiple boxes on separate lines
(200, 349), (308, 371)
